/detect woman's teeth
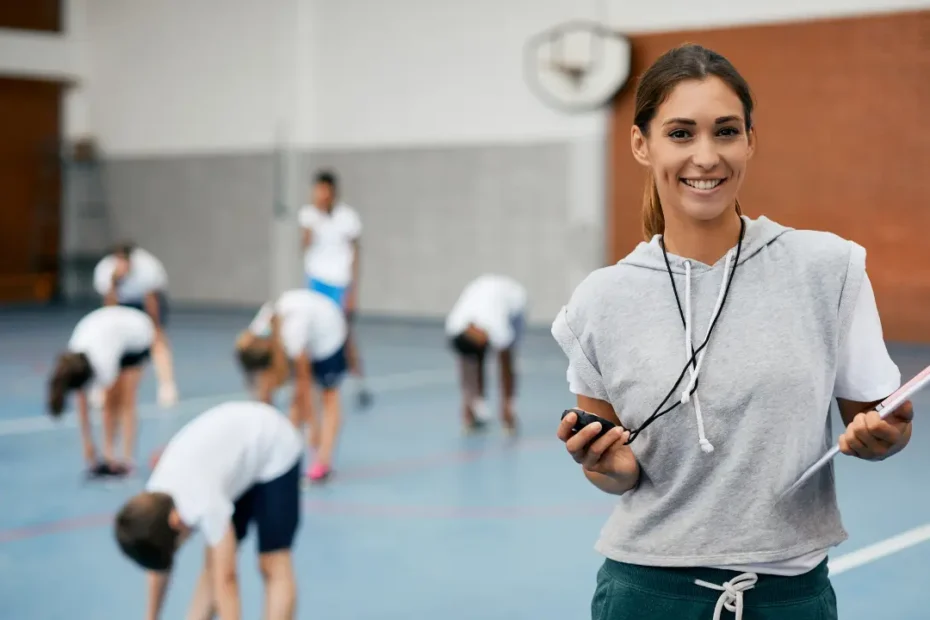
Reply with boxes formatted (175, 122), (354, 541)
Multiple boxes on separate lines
(682, 178), (724, 190)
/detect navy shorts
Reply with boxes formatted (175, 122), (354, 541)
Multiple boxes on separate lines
(232, 459), (302, 554)
(120, 290), (170, 327)
(510, 312), (525, 345)
(119, 348), (151, 369)
(312, 344), (348, 390)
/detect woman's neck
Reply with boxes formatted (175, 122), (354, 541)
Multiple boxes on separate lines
(662, 209), (742, 266)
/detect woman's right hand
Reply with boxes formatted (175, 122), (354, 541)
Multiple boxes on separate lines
(557, 410), (640, 484)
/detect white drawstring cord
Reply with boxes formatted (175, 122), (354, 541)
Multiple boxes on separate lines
(679, 251), (734, 454)
(694, 573), (758, 620)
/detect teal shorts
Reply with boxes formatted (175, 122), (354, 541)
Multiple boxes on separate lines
(592, 558), (837, 620)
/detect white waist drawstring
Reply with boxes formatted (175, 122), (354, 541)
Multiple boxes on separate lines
(679, 252), (734, 454)
(694, 572), (758, 620)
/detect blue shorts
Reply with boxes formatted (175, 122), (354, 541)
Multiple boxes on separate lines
(312, 344), (348, 390)
(120, 291), (170, 327)
(307, 278), (348, 308)
(232, 459), (302, 554)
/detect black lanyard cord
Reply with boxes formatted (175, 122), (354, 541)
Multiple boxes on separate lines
(624, 218), (746, 445)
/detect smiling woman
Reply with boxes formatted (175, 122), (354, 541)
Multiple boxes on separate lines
(631, 48), (755, 265)
(550, 44), (913, 620)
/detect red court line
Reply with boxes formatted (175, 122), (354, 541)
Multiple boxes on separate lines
(0, 513), (113, 544)
(335, 436), (551, 481)
(302, 500), (614, 519)
(0, 435), (564, 544)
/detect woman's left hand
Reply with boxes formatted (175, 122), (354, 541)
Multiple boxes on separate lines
(839, 400), (914, 460)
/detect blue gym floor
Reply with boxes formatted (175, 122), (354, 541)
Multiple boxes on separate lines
(0, 305), (927, 619)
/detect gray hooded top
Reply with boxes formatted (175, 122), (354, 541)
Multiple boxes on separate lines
(551, 215), (866, 567)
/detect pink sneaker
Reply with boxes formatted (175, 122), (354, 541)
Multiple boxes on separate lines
(307, 462), (331, 482)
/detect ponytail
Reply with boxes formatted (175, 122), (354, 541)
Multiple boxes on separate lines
(641, 171), (664, 241)
(640, 172), (744, 241)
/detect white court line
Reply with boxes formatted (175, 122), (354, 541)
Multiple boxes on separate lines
(0, 359), (565, 437)
(829, 523), (930, 575)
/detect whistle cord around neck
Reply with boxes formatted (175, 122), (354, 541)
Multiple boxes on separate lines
(664, 217), (746, 366)
(624, 218), (746, 445)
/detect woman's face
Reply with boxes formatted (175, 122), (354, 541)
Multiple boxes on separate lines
(631, 76), (754, 226)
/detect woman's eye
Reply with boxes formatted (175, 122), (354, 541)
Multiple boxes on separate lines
(669, 127), (741, 140)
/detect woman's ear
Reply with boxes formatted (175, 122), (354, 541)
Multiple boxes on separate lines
(630, 125), (651, 167)
(746, 126), (757, 160)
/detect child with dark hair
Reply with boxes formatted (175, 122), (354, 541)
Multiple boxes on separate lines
(298, 170), (372, 409)
(114, 400), (303, 620)
(445, 274), (527, 434)
(48, 305), (155, 477)
(93, 241), (178, 407)
(235, 288), (348, 483)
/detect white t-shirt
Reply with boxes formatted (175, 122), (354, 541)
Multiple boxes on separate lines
(566, 272), (901, 576)
(298, 202), (362, 287)
(248, 289), (347, 361)
(68, 306), (156, 389)
(145, 401), (303, 547)
(93, 248), (168, 302)
(445, 275), (528, 350)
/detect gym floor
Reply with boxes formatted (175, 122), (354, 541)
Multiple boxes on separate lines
(0, 305), (927, 619)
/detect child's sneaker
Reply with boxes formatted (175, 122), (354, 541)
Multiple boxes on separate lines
(356, 387), (373, 410)
(307, 462), (331, 483)
(111, 461), (135, 477)
(86, 461), (125, 480)
(86, 461), (111, 479)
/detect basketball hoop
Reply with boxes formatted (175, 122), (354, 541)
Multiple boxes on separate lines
(551, 62), (589, 89)
(525, 20), (631, 113)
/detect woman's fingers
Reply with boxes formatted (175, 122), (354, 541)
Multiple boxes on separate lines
(556, 411), (578, 442)
(581, 427), (627, 470)
(565, 422), (606, 463)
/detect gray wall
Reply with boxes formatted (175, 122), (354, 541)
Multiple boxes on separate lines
(70, 139), (606, 325)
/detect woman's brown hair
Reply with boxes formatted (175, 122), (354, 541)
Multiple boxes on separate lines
(633, 44), (755, 240)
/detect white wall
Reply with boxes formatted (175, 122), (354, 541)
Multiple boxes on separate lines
(80, 0), (930, 153)
(79, 0), (614, 154)
(302, 0), (608, 148)
(84, 0), (303, 156)
(302, 0), (930, 149)
(0, 28), (76, 81)
(0, 0), (91, 140)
